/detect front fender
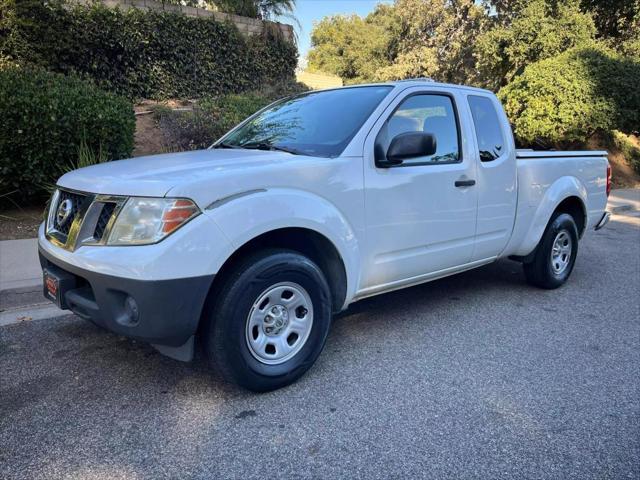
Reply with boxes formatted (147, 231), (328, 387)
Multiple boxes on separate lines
(203, 188), (361, 306)
(513, 176), (587, 257)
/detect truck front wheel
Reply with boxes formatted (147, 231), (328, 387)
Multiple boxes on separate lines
(203, 249), (333, 392)
(523, 213), (579, 289)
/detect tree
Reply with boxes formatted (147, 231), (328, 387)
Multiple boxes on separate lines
(580, 0), (639, 41)
(375, 0), (488, 84)
(617, 7), (640, 58)
(307, 0), (488, 85)
(475, 0), (596, 90)
(307, 9), (393, 83)
(211, 0), (295, 20)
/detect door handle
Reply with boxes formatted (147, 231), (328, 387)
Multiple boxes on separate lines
(455, 179), (476, 187)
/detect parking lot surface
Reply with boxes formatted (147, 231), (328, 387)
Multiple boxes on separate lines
(1, 212), (639, 479)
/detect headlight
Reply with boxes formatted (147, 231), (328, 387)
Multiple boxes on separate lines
(107, 197), (200, 245)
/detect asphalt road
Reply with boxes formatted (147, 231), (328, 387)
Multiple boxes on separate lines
(1, 212), (639, 480)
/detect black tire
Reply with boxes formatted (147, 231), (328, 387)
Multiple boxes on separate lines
(523, 212), (579, 289)
(203, 249), (332, 392)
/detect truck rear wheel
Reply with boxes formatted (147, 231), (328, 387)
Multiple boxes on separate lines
(203, 249), (332, 392)
(523, 213), (579, 289)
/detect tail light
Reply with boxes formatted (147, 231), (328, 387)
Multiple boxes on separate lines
(606, 163), (612, 197)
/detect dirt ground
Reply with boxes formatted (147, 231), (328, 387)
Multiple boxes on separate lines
(609, 150), (640, 188)
(133, 113), (168, 157)
(587, 134), (640, 189)
(133, 101), (195, 157)
(0, 206), (44, 240)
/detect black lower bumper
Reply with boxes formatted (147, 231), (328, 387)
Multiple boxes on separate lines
(39, 248), (214, 349)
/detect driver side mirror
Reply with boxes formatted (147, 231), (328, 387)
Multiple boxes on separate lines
(377, 132), (437, 168)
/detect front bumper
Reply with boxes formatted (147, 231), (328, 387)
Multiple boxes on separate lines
(39, 248), (214, 356)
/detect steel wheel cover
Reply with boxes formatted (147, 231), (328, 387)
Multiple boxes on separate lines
(245, 282), (314, 365)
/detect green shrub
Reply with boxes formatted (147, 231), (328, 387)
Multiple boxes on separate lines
(611, 130), (640, 175)
(153, 104), (224, 152)
(0, 67), (135, 199)
(154, 82), (307, 151)
(38, 137), (110, 194)
(498, 45), (640, 147)
(0, 0), (298, 100)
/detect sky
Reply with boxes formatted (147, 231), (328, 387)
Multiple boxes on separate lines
(286, 0), (393, 62)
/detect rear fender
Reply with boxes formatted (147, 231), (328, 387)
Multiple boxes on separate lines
(513, 176), (587, 257)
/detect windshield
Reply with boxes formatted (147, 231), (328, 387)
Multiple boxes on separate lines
(216, 86), (393, 157)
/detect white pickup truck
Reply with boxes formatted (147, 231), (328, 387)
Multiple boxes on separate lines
(39, 80), (611, 391)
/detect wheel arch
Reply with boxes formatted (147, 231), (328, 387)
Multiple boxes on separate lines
(203, 227), (349, 322)
(553, 196), (587, 237)
(509, 176), (588, 257)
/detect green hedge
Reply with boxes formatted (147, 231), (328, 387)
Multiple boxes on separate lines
(499, 45), (640, 147)
(0, 67), (135, 199)
(1, 0), (298, 100)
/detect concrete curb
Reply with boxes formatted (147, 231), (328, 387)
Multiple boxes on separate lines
(0, 284), (67, 326)
(0, 302), (67, 327)
(607, 188), (640, 214)
(610, 204), (633, 213)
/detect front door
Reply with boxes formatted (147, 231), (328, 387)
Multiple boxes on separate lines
(360, 89), (478, 293)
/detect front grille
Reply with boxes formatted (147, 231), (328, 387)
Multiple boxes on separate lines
(93, 203), (116, 241)
(46, 189), (125, 251)
(52, 190), (88, 236)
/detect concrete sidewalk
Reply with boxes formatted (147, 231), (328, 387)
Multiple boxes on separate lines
(0, 188), (638, 295)
(0, 238), (57, 326)
(0, 238), (40, 291)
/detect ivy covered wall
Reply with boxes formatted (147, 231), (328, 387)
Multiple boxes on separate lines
(0, 0), (298, 100)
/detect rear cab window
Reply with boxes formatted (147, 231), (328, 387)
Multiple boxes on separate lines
(467, 95), (505, 162)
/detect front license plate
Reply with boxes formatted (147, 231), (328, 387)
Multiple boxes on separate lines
(43, 267), (76, 309)
(43, 268), (62, 307)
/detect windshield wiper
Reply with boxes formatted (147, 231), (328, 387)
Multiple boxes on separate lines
(240, 142), (303, 155)
(212, 142), (240, 149)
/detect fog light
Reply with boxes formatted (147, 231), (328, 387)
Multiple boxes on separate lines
(121, 295), (139, 326)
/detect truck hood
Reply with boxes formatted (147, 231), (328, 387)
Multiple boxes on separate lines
(57, 149), (296, 198)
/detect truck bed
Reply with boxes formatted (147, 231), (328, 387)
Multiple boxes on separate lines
(516, 150), (608, 159)
(504, 150), (609, 257)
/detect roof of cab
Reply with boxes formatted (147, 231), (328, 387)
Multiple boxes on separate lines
(329, 78), (495, 96)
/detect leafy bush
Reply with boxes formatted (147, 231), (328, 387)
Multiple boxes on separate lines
(154, 82), (308, 151)
(153, 94), (272, 151)
(498, 46), (640, 147)
(0, 67), (135, 199)
(0, 0), (298, 100)
(611, 130), (640, 175)
(39, 137), (109, 194)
